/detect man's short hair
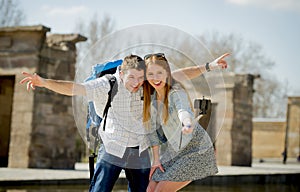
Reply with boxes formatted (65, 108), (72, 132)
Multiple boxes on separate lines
(120, 54), (145, 73)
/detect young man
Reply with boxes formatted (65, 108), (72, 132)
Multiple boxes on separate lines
(21, 54), (150, 192)
(20, 53), (229, 192)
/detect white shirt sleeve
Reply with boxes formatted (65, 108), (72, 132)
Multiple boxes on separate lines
(83, 77), (110, 102)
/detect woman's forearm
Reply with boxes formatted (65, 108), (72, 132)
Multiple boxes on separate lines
(172, 65), (206, 81)
(172, 53), (230, 81)
(151, 145), (160, 164)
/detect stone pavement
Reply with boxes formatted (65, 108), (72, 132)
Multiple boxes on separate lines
(0, 158), (299, 186)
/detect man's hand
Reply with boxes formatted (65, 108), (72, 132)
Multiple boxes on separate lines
(20, 72), (46, 91)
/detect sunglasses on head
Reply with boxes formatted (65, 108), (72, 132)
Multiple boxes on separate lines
(144, 53), (165, 60)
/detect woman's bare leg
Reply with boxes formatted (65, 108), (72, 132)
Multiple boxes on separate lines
(154, 180), (191, 192)
(147, 180), (158, 192)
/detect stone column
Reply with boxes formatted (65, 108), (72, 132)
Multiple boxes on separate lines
(231, 74), (255, 166)
(214, 72), (235, 166)
(0, 25), (50, 168)
(285, 97), (300, 161)
(0, 25), (86, 169)
(28, 34), (86, 169)
(213, 73), (256, 166)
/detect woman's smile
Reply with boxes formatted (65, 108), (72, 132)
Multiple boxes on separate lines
(153, 80), (162, 86)
(146, 64), (168, 90)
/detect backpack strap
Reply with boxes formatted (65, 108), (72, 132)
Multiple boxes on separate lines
(92, 75), (118, 153)
(102, 74), (118, 131)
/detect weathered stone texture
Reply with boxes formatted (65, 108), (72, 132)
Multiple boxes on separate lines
(188, 72), (255, 166)
(0, 25), (86, 169)
(28, 31), (86, 169)
(231, 74), (255, 166)
(286, 97), (300, 159)
(209, 73), (255, 166)
(0, 26), (48, 168)
(252, 119), (286, 158)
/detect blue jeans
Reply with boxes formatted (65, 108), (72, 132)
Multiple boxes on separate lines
(89, 145), (150, 192)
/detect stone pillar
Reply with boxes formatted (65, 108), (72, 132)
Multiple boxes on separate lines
(0, 25), (50, 168)
(214, 72), (235, 166)
(28, 34), (86, 169)
(285, 97), (300, 161)
(0, 25), (86, 169)
(231, 74), (255, 166)
(213, 73), (255, 166)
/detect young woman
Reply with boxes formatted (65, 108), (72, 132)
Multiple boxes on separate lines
(143, 53), (219, 192)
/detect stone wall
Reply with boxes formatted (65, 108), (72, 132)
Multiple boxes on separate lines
(252, 118), (286, 158)
(285, 97), (300, 160)
(0, 25), (86, 169)
(214, 72), (235, 166)
(28, 33), (86, 169)
(210, 73), (256, 166)
(0, 25), (49, 168)
(191, 72), (256, 166)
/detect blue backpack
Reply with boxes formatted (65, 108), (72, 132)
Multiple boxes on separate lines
(84, 60), (123, 149)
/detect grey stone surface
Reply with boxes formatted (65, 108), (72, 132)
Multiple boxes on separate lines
(0, 159), (299, 186)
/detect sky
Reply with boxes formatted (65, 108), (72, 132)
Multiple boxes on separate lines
(20, 0), (300, 95)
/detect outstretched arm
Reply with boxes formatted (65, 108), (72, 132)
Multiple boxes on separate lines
(20, 72), (86, 96)
(172, 53), (230, 81)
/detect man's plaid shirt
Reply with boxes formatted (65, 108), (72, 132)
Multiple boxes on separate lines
(83, 73), (149, 158)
